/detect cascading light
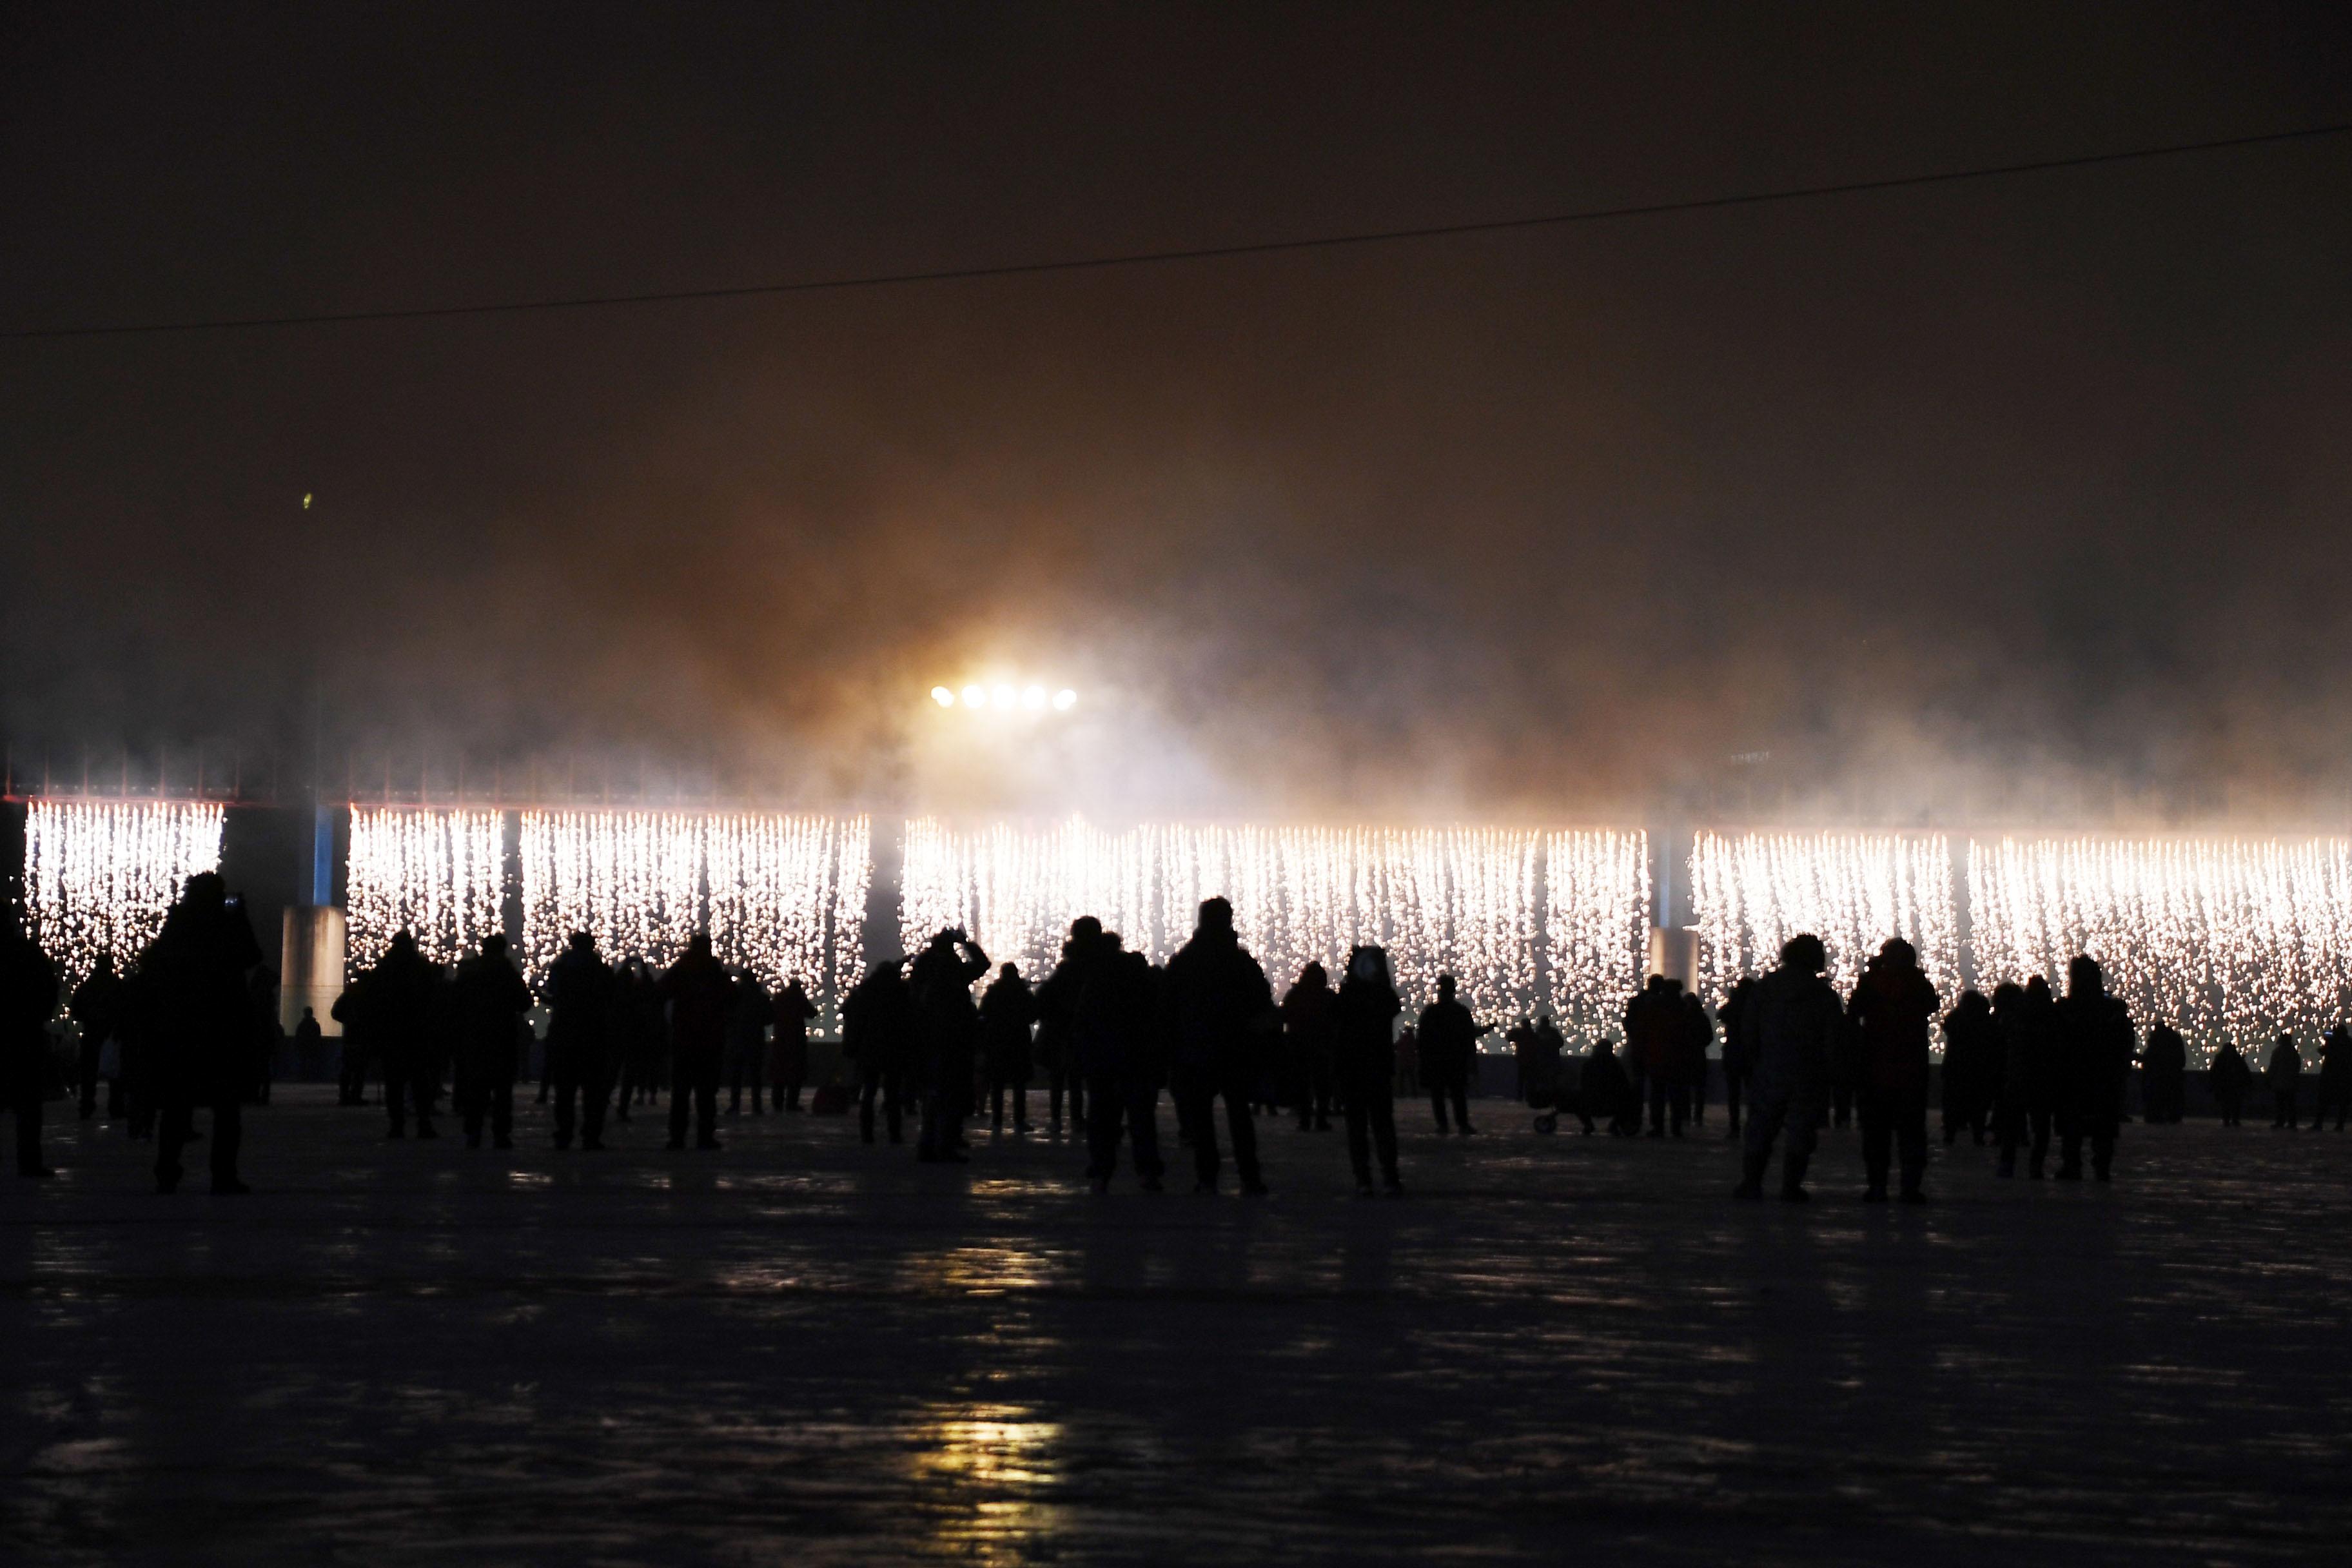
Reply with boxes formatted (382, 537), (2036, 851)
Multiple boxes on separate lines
(1970, 836), (2352, 1063)
(345, 807), (504, 974)
(899, 818), (1644, 1026)
(23, 800), (224, 988)
(1689, 830), (1961, 1008)
(518, 810), (705, 983)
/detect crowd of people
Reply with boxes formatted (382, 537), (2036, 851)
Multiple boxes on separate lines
(6, 879), (2352, 1197)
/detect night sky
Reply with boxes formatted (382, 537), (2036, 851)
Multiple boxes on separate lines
(5, 3), (2349, 821)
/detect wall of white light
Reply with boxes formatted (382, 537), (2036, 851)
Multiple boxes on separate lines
(346, 807), (504, 972)
(900, 818), (1649, 1034)
(21, 800), (224, 989)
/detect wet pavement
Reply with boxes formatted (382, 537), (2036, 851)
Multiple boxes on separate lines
(5, 1089), (2348, 1565)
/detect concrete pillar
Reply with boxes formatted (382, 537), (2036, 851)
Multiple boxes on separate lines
(1647, 925), (1698, 992)
(281, 905), (346, 1035)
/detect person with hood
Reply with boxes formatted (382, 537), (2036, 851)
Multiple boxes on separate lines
(1, 923), (60, 1177)
(1846, 937), (1941, 1202)
(2140, 1020), (2190, 1125)
(2267, 1033), (2304, 1130)
(69, 952), (123, 1121)
(146, 873), (264, 1193)
(543, 931), (616, 1151)
(2210, 1038), (2253, 1126)
(1281, 961), (1338, 1132)
(843, 959), (914, 1145)
(979, 962), (1036, 1134)
(2054, 955), (2135, 1180)
(449, 934), (533, 1150)
(909, 928), (990, 1162)
(1733, 934), (1843, 1202)
(369, 930), (447, 1139)
(658, 933), (736, 1151)
(1077, 934), (1164, 1191)
(1032, 917), (1104, 1137)
(1417, 973), (1488, 1135)
(1162, 897), (1275, 1195)
(1333, 945), (1406, 1195)
(770, 977), (819, 1112)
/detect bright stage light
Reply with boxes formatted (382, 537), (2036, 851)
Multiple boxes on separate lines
(930, 687), (956, 707)
(990, 685), (1016, 710)
(1052, 689), (1077, 711)
(1021, 685), (1047, 710)
(961, 685), (986, 709)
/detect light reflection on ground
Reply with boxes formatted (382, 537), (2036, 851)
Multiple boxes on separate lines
(3, 1090), (2349, 1563)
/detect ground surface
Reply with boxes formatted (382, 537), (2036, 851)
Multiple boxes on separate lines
(3, 1088), (2347, 1566)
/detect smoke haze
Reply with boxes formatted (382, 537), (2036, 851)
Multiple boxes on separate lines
(5, 3), (2351, 823)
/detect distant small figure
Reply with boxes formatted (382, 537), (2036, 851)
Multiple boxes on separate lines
(1280, 962), (1337, 1132)
(1717, 977), (1757, 1138)
(770, 978), (818, 1112)
(1939, 989), (1997, 1146)
(449, 934), (533, 1151)
(1417, 974), (1488, 1135)
(1732, 934), (1842, 1202)
(2209, 1039), (2252, 1126)
(1680, 992), (1713, 1129)
(1333, 945), (1405, 1195)
(980, 962), (1036, 1134)
(2268, 1034), (2304, 1130)
(2139, 1021), (2189, 1125)
(2313, 1023), (2351, 1132)
(291, 1005), (324, 1084)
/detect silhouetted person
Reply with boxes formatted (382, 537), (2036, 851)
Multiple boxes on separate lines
(2054, 955), (2134, 1181)
(724, 969), (773, 1115)
(770, 978), (818, 1112)
(660, 934), (735, 1150)
(369, 931), (446, 1139)
(2, 923), (60, 1177)
(331, 968), (379, 1107)
(544, 931), (616, 1150)
(844, 959), (913, 1144)
(449, 934), (532, 1150)
(1681, 992), (1713, 1128)
(1164, 897), (1275, 1195)
(616, 960), (669, 1117)
(2140, 1021), (2189, 1124)
(1718, 977), (1757, 1137)
(909, 928), (989, 1162)
(2268, 1033), (2303, 1130)
(2313, 1023), (2351, 1132)
(1734, 934), (1842, 1202)
(1993, 978), (2060, 1177)
(1077, 934), (1166, 1191)
(1033, 918), (1102, 1135)
(1330, 945), (1406, 1194)
(1939, 989), (1997, 1146)
(1418, 974), (1487, 1135)
(1847, 937), (1939, 1202)
(979, 963), (1036, 1133)
(1625, 975), (1688, 1137)
(291, 1005), (324, 1085)
(1281, 961), (1337, 1132)
(68, 952), (122, 1121)
(146, 873), (264, 1193)
(2210, 1040), (2252, 1125)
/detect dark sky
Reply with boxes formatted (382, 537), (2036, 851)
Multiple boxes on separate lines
(5, 2), (2350, 821)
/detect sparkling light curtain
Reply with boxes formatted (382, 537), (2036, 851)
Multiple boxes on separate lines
(23, 801), (224, 988)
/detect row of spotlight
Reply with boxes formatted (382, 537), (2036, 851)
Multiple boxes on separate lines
(930, 684), (1079, 713)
